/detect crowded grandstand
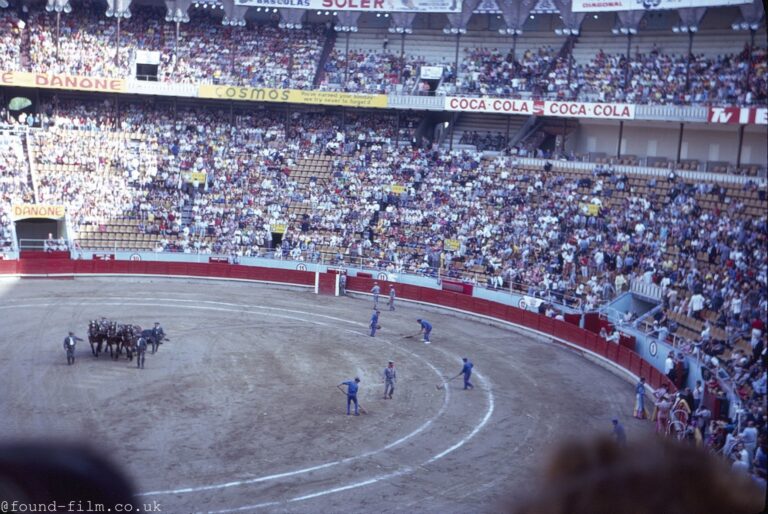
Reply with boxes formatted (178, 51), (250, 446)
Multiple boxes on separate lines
(0, 0), (766, 509)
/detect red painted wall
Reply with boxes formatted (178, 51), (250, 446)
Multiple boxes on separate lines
(0, 261), (673, 392)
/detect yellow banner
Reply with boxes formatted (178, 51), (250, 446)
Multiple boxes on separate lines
(270, 223), (287, 234)
(198, 85), (388, 109)
(1, 71), (126, 93)
(290, 89), (388, 108)
(390, 184), (406, 194)
(580, 203), (600, 216)
(185, 172), (207, 184)
(444, 238), (460, 251)
(12, 204), (66, 220)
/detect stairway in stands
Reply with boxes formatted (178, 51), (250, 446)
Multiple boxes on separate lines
(313, 29), (337, 87)
(181, 203), (194, 227)
(286, 155), (334, 219)
(20, 129), (38, 201)
(447, 113), (527, 151)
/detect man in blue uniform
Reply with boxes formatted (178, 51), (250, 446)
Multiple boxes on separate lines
(383, 361), (396, 399)
(417, 318), (432, 344)
(63, 332), (82, 365)
(612, 418), (627, 446)
(460, 357), (474, 390)
(371, 282), (381, 307)
(150, 322), (166, 354)
(388, 286), (396, 311)
(370, 309), (381, 337)
(136, 336), (147, 369)
(338, 377), (361, 415)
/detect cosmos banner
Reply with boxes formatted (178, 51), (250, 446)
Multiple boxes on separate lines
(233, 0), (461, 12)
(572, 0), (749, 12)
(198, 84), (388, 108)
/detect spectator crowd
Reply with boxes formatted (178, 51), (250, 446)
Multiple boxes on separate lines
(568, 45), (767, 106)
(0, 95), (765, 497)
(0, 128), (33, 251)
(1, 1), (765, 106)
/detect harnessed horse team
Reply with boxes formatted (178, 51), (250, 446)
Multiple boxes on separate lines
(87, 318), (168, 361)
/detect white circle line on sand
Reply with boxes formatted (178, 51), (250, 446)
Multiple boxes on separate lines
(0, 299), (467, 498)
(205, 370), (495, 513)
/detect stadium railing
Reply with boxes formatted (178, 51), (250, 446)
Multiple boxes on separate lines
(514, 157), (760, 183)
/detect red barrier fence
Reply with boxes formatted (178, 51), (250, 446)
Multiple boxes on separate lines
(0, 259), (315, 286)
(0, 261), (674, 393)
(346, 275), (675, 392)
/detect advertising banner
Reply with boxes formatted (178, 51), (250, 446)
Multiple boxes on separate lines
(444, 96), (534, 115)
(198, 85), (388, 109)
(580, 203), (600, 216)
(537, 100), (636, 120)
(185, 172), (208, 184)
(390, 184), (407, 193)
(708, 107), (768, 125)
(1, 71), (126, 94)
(443, 239), (460, 251)
(420, 66), (445, 80)
(11, 204), (66, 220)
(572, 0), (749, 13)
(270, 223), (288, 234)
(233, 0), (461, 12)
(444, 97), (635, 120)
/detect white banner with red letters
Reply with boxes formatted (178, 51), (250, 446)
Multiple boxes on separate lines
(444, 97), (636, 120)
(234, 0), (460, 12)
(444, 97), (534, 115)
(708, 107), (768, 125)
(537, 100), (635, 120)
(572, 0), (749, 13)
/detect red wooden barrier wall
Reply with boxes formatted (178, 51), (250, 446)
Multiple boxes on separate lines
(0, 261), (670, 391)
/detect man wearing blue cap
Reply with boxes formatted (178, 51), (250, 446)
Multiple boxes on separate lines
(371, 282), (381, 308)
(383, 361), (396, 399)
(612, 418), (627, 446)
(417, 318), (432, 344)
(338, 377), (361, 415)
(370, 308), (381, 337)
(460, 357), (474, 390)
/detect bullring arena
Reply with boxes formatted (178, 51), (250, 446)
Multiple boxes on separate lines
(0, 275), (648, 513)
(1, 0), (767, 511)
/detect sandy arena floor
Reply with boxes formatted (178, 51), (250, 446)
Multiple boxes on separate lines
(0, 277), (651, 513)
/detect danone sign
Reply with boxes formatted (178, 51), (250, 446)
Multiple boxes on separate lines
(11, 204), (67, 220)
(1, 71), (126, 93)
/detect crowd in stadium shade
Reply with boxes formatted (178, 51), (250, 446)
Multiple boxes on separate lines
(320, 50), (451, 95)
(459, 131), (508, 152)
(22, 3), (325, 88)
(159, 12), (325, 88)
(457, 46), (557, 97)
(570, 46), (767, 106)
(0, 10), (23, 72)
(0, 131), (33, 250)
(320, 50), (401, 93)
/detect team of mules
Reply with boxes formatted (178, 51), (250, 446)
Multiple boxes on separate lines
(87, 319), (168, 361)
